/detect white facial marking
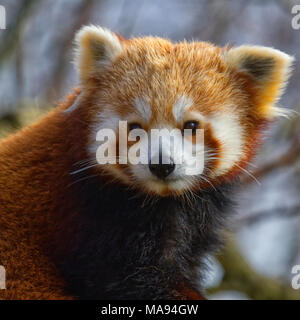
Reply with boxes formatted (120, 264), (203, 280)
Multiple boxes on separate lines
(89, 96), (244, 195)
(88, 108), (121, 156)
(172, 95), (194, 122)
(75, 25), (123, 69)
(208, 113), (244, 176)
(133, 97), (152, 123)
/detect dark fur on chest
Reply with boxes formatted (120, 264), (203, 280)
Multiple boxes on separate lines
(56, 177), (237, 299)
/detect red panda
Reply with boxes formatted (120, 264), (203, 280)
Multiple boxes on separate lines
(0, 26), (294, 299)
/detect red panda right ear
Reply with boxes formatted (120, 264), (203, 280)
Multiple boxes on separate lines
(225, 45), (294, 119)
(74, 25), (124, 82)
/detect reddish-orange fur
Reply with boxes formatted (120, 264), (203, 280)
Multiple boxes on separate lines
(0, 91), (82, 299)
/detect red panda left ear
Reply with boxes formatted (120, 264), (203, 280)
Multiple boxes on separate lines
(225, 45), (294, 119)
(74, 25), (125, 82)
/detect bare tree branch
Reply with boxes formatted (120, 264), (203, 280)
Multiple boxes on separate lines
(241, 137), (300, 185)
(236, 204), (300, 227)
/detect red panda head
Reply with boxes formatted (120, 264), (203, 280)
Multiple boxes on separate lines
(71, 25), (293, 197)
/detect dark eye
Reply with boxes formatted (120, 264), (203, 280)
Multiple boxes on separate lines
(183, 121), (199, 135)
(129, 123), (142, 131)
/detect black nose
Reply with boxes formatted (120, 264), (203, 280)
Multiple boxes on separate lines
(149, 162), (175, 179)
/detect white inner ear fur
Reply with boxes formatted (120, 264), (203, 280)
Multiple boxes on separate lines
(74, 25), (123, 81)
(208, 113), (244, 177)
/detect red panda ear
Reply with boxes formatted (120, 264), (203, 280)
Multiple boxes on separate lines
(74, 25), (124, 82)
(225, 45), (294, 119)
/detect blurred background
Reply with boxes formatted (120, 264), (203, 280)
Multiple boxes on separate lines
(0, 0), (299, 299)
